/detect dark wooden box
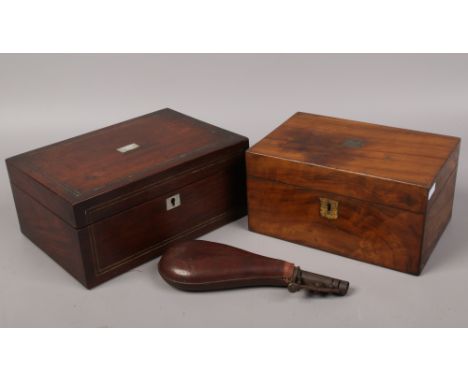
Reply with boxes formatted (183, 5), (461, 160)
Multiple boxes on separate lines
(246, 112), (460, 275)
(6, 108), (248, 288)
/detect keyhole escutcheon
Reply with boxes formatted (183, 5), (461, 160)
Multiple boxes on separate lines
(166, 193), (181, 210)
(319, 197), (339, 220)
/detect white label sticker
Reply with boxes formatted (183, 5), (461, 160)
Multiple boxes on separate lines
(428, 183), (436, 200)
(117, 143), (139, 153)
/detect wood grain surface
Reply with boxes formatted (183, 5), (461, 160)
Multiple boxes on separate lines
(6, 108), (247, 227)
(247, 112), (460, 274)
(250, 112), (459, 187)
(6, 108), (249, 287)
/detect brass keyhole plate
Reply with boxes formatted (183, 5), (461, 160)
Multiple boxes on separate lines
(319, 198), (338, 220)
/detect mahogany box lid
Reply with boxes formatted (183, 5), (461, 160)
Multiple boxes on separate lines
(6, 108), (248, 229)
(247, 112), (460, 213)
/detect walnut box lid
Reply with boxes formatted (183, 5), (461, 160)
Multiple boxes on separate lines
(247, 112), (460, 214)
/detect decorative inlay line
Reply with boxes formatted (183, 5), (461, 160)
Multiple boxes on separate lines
(17, 112), (238, 199)
(84, 153), (240, 223)
(89, 210), (235, 276)
(24, 138), (231, 199)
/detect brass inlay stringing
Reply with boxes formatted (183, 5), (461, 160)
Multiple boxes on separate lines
(319, 198), (339, 220)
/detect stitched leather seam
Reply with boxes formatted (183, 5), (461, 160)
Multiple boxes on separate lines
(163, 275), (288, 287)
